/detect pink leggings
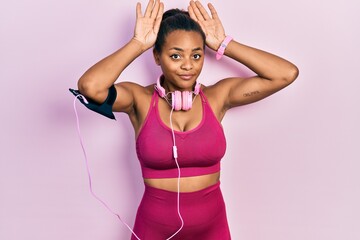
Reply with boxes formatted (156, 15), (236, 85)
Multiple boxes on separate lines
(131, 181), (231, 240)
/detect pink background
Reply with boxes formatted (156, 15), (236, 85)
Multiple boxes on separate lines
(1, 0), (359, 239)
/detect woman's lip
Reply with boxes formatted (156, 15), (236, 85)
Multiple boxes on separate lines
(179, 74), (194, 80)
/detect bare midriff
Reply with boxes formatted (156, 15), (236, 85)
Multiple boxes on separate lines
(144, 172), (220, 192)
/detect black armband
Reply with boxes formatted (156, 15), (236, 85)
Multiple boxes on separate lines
(69, 85), (117, 120)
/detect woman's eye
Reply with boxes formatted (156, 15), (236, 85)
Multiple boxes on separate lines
(193, 54), (201, 60)
(171, 54), (181, 60)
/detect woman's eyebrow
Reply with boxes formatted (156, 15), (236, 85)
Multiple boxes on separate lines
(169, 47), (203, 51)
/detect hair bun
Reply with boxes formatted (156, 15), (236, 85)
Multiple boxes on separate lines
(162, 9), (189, 21)
(154, 8), (205, 53)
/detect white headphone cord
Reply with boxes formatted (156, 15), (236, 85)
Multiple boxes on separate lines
(73, 95), (141, 240)
(73, 94), (183, 240)
(166, 107), (184, 239)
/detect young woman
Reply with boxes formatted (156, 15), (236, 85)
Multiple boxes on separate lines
(76, 0), (299, 239)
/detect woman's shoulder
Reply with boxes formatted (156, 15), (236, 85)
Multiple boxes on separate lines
(201, 82), (226, 120)
(201, 79), (228, 97)
(201, 78), (238, 121)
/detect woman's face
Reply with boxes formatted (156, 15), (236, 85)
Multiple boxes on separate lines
(154, 30), (205, 92)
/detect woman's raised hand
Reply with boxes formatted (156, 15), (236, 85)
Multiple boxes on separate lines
(133, 0), (164, 51)
(188, 1), (226, 51)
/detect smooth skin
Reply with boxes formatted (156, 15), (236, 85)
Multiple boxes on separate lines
(78, 0), (299, 192)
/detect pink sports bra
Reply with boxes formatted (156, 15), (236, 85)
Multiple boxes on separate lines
(136, 89), (226, 178)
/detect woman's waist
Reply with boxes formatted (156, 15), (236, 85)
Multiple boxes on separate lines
(143, 172), (220, 193)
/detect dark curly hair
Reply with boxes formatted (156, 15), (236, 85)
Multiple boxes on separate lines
(154, 9), (206, 53)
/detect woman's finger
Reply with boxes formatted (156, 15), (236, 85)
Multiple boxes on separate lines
(207, 3), (219, 20)
(150, 0), (160, 19)
(144, 0), (154, 18)
(189, 0), (205, 21)
(188, 4), (197, 21)
(136, 2), (142, 18)
(194, 1), (211, 20)
(153, 2), (164, 34)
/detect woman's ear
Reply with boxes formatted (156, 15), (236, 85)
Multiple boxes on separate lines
(153, 49), (161, 65)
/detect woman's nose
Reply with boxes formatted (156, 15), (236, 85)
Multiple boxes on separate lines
(180, 58), (193, 70)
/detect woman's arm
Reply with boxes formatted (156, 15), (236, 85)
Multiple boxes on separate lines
(77, 0), (164, 112)
(218, 40), (299, 108)
(189, 1), (299, 110)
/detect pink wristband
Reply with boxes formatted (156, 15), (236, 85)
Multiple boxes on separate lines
(216, 36), (233, 60)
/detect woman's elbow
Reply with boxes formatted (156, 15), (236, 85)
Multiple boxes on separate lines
(77, 78), (104, 102)
(285, 64), (300, 84)
(78, 77), (93, 95)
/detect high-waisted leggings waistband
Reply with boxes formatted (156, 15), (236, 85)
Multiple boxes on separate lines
(144, 181), (221, 199)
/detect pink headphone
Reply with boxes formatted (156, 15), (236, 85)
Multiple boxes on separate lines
(155, 76), (201, 111)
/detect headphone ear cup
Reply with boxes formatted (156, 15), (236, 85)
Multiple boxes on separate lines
(172, 91), (182, 111)
(172, 91), (195, 111)
(182, 91), (192, 111)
